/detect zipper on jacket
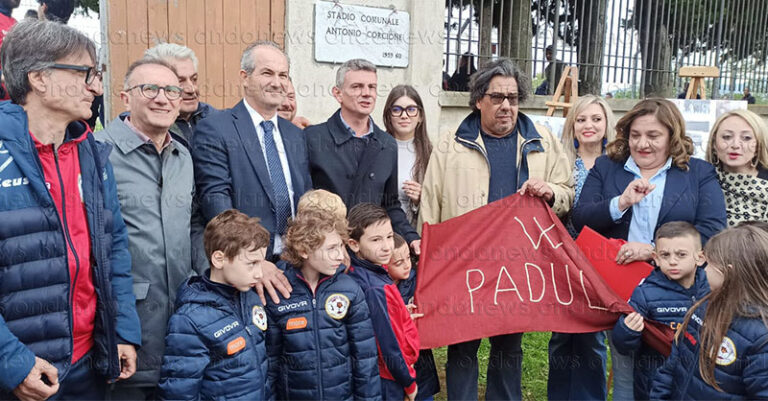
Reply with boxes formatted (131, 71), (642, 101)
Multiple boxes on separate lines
(296, 275), (331, 401)
(53, 147), (82, 319)
(517, 137), (537, 190)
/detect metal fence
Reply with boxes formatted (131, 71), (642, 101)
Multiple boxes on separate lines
(444, 0), (768, 100)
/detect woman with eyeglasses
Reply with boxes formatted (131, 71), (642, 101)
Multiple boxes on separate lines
(382, 85), (440, 401)
(705, 109), (768, 226)
(383, 85), (433, 226)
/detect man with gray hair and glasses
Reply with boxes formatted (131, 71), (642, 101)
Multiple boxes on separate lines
(418, 58), (573, 401)
(144, 42), (214, 274)
(144, 43), (214, 150)
(96, 58), (194, 400)
(305, 58), (420, 254)
(0, 20), (140, 400)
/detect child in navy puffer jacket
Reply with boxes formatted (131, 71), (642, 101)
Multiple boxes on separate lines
(612, 222), (709, 400)
(346, 204), (420, 401)
(158, 210), (272, 400)
(265, 210), (381, 401)
(651, 223), (768, 400)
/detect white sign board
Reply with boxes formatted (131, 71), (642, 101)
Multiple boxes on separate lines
(667, 99), (748, 159)
(314, 1), (410, 68)
(528, 115), (567, 139)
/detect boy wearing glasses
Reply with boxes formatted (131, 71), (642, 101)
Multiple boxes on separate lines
(95, 58), (195, 400)
(418, 58), (573, 401)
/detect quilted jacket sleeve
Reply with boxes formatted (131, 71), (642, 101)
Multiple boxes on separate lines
(0, 317), (36, 392)
(158, 313), (209, 401)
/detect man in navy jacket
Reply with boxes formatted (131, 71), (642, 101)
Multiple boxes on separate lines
(192, 41), (312, 262)
(304, 59), (420, 253)
(0, 20), (140, 399)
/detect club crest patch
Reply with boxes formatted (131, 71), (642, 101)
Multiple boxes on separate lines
(325, 293), (350, 320)
(716, 336), (737, 366)
(252, 305), (267, 331)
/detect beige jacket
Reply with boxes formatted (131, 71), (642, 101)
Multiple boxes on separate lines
(418, 114), (574, 230)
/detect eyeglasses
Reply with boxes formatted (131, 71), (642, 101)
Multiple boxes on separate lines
(390, 105), (420, 117)
(49, 63), (103, 85)
(125, 83), (183, 100)
(484, 92), (519, 105)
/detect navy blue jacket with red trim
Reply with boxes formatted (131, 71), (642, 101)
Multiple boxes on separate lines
(347, 252), (419, 399)
(650, 303), (768, 400)
(0, 102), (140, 392)
(612, 267), (710, 400)
(265, 263), (381, 401)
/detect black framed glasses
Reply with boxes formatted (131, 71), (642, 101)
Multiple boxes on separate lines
(484, 92), (519, 105)
(49, 63), (103, 85)
(390, 105), (420, 117)
(125, 83), (183, 100)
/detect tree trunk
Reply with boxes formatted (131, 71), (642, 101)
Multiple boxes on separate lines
(576, 0), (607, 96)
(500, 0), (533, 77)
(479, 0), (493, 62)
(636, 0), (674, 97)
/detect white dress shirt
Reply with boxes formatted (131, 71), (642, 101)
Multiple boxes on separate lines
(243, 100), (296, 254)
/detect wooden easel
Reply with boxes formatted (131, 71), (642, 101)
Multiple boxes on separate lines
(679, 66), (719, 99)
(545, 66), (579, 117)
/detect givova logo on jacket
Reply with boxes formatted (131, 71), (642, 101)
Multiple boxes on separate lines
(325, 293), (350, 320)
(252, 305), (267, 331)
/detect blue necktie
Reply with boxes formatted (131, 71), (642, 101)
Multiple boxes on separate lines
(260, 120), (291, 235)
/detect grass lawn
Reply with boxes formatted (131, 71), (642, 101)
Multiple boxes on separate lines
(432, 332), (614, 401)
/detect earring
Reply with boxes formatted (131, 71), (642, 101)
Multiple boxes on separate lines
(752, 156), (759, 168)
(573, 139), (579, 149)
(602, 137), (608, 147)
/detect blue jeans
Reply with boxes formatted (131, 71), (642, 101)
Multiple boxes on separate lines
(608, 336), (635, 401)
(547, 331), (607, 400)
(446, 333), (522, 401)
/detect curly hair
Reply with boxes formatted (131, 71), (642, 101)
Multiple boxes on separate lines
(607, 98), (694, 171)
(281, 210), (349, 267)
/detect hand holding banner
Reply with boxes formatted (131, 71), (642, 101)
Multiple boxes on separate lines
(415, 194), (633, 349)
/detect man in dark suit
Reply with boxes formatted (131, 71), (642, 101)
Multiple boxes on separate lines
(192, 41), (312, 263)
(304, 59), (420, 253)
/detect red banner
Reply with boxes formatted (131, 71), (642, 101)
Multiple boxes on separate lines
(415, 194), (633, 349)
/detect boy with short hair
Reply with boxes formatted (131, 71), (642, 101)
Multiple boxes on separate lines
(346, 203), (420, 401)
(158, 210), (271, 400)
(389, 234), (441, 401)
(612, 221), (710, 400)
(265, 210), (381, 400)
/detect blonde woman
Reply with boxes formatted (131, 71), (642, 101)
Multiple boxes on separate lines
(560, 95), (617, 238)
(549, 95), (615, 401)
(706, 109), (768, 225)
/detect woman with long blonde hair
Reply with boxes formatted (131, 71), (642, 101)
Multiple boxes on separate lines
(549, 95), (616, 401)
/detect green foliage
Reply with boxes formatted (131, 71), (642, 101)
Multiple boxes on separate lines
(75, 0), (99, 16)
(432, 332), (553, 401)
